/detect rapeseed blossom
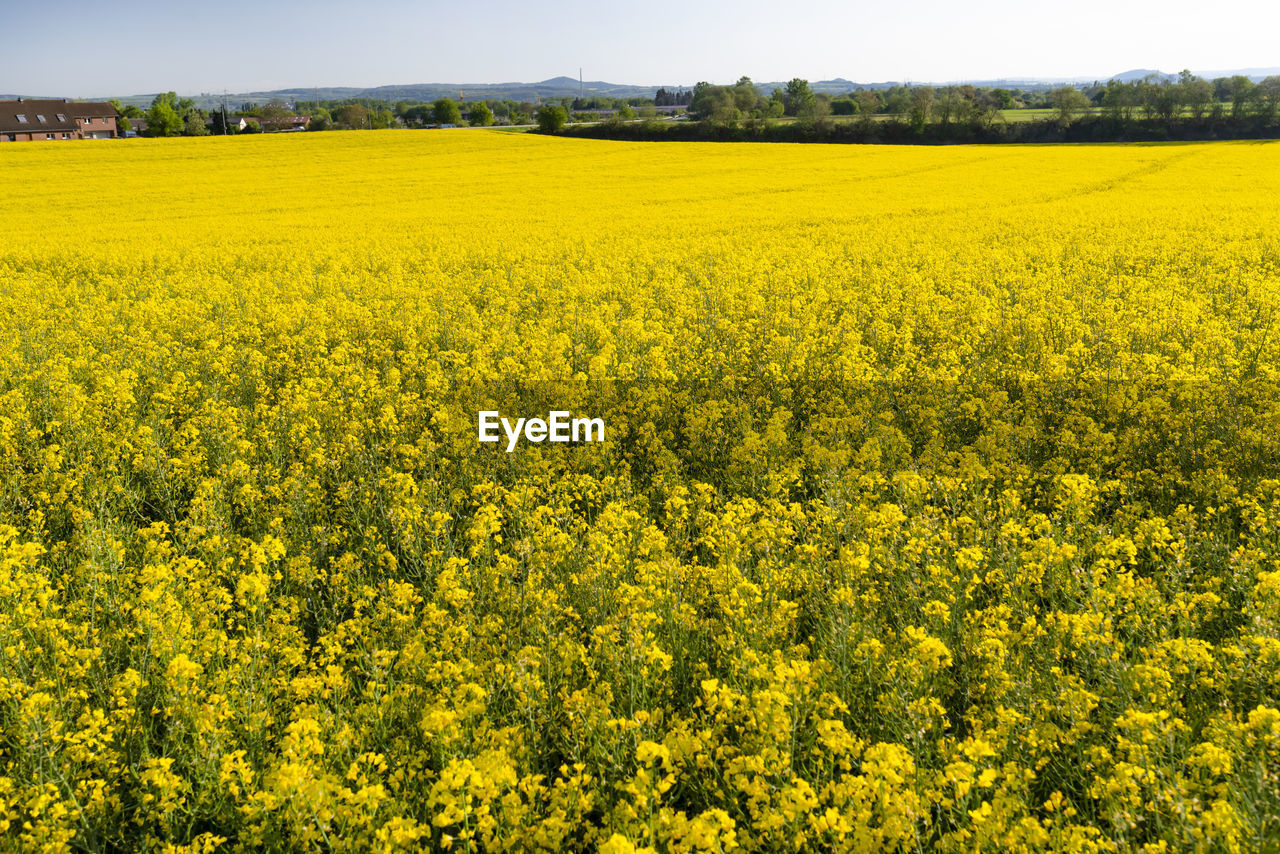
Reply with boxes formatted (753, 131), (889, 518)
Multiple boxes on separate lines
(0, 131), (1278, 849)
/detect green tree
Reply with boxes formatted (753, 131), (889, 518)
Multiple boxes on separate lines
(732, 76), (759, 113)
(1258, 76), (1280, 123)
(767, 89), (786, 118)
(935, 86), (978, 125)
(882, 86), (911, 114)
(210, 108), (232, 135)
(399, 105), (432, 127)
(1151, 82), (1182, 123)
(1101, 80), (1138, 122)
(1135, 78), (1161, 119)
(783, 78), (815, 117)
(468, 101), (494, 126)
(908, 86), (934, 130)
(692, 86), (742, 127)
(1048, 85), (1090, 125)
(108, 100), (135, 134)
(808, 93), (833, 124)
(1228, 75), (1255, 118)
(308, 108), (332, 131)
(145, 100), (183, 137)
(536, 104), (568, 132)
(433, 98), (462, 125)
(258, 100), (294, 132)
(689, 82), (715, 119)
(854, 90), (881, 116)
(183, 112), (210, 136)
(337, 104), (370, 129)
(1179, 71), (1214, 120)
(151, 91), (179, 111)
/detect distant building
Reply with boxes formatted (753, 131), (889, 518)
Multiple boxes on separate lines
(270, 115), (311, 132)
(239, 115), (311, 132)
(0, 98), (120, 142)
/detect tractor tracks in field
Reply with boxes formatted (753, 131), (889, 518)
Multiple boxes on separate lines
(1019, 147), (1201, 209)
(832, 146), (1204, 233)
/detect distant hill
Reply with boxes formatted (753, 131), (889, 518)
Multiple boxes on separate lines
(1109, 69), (1178, 83)
(29, 66), (1280, 111)
(1104, 67), (1279, 84)
(106, 77), (681, 111)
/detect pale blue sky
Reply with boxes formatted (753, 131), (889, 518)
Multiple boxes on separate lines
(4, 0), (1278, 97)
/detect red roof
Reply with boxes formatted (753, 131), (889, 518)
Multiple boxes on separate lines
(0, 99), (117, 134)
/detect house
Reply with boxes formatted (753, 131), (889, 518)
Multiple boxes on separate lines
(0, 98), (120, 142)
(235, 114), (310, 132)
(200, 114), (251, 133)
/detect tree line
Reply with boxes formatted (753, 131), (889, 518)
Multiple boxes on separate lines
(679, 72), (1280, 126)
(548, 71), (1280, 145)
(121, 71), (1280, 142)
(122, 89), (674, 136)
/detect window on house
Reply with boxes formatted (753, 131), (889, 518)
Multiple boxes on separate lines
(16, 115), (27, 123)
(57, 114), (66, 121)
(36, 114), (46, 122)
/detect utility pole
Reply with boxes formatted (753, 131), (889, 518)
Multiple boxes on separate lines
(579, 68), (583, 102)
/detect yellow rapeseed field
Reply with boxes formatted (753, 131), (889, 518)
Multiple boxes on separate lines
(1, 131), (1279, 852)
